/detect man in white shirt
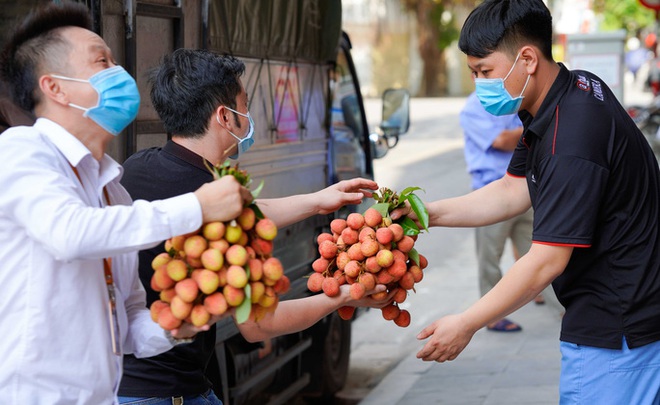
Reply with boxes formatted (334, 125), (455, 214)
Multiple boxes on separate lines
(0, 3), (253, 404)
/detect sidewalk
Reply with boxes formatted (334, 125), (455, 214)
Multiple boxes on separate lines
(359, 297), (563, 404)
(356, 230), (564, 405)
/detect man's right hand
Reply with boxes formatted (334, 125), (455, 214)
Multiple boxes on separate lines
(193, 176), (253, 223)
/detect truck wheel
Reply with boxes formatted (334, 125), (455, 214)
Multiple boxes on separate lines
(321, 312), (351, 393)
(301, 312), (351, 402)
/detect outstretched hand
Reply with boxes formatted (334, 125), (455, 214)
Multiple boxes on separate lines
(315, 178), (378, 215)
(415, 313), (475, 362)
(169, 310), (235, 339)
(343, 284), (396, 309)
(390, 200), (427, 230)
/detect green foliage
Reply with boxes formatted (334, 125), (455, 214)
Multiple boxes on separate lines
(371, 186), (427, 266)
(408, 247), (420, 267)
(207, 160), (251, 186)
(593, 0), (656, 33)
(430, 3), (459, 50)
(371, 186), (429, 234)
(205, 159), (264, 200)
(400, 0), (461, 51)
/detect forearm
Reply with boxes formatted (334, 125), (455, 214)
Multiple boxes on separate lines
(460, 244), (569, 333)
(238, 293), (350, 342)
(255, 178), (378, 228)
(256, 194), (318, 228)
(427, 175), (531, 228)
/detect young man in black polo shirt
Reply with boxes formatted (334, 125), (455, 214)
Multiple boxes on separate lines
(118, 49), (392, 404)
(393, 0), (660, 402)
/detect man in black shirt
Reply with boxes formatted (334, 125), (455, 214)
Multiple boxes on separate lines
(393, 0), (660, 402)
(0, 79), (34, 133)
(118, 49), (392, 405)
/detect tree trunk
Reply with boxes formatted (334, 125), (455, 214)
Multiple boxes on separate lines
(415, 1), (443, 96)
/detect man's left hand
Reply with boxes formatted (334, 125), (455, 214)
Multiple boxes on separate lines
(315, 178), (378, 215)
(415, 313), (475, 362)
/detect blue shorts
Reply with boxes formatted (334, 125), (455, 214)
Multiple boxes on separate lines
(559, 337), (660, 404)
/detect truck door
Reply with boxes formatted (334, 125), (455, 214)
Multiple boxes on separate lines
(329, 32), (374, 184)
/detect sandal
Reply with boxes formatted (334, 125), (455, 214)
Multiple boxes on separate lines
(487, 318), (522, 332)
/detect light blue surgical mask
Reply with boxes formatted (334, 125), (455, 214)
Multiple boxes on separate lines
(51, 66), (140, 136)
(474, 52), (530, 116)
(218, 106), (255, 159)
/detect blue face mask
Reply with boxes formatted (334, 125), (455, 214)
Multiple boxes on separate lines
(51, 66), (140, 136)
(218, 106), (255, 159)
(474, 52), (530, 116)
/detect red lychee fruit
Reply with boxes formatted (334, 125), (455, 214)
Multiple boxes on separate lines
(307, 272), (325, 292)
(394, 309), (411, 327)
(381, 304), (400, 321)
(388, 223), (404, 242)
(363, 208), (383, 228)
(396, 235), (415, 253)
(330, 218), (347, 235)
(322, 276), (340, 297)
(337, 306), (355, 320)
(376, 227), (394, 245)
(346, 212), (365, 230)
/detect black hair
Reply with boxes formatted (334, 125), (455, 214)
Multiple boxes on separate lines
(458, 0), (553, 60)
(149, 49), (246, 138)
(0, 1), (92, 112)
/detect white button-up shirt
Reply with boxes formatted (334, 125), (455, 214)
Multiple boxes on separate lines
(0, 119), (203, 404)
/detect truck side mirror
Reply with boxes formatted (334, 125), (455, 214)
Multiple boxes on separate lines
(370, 132), (389, 159)
(379, 88), (410, 148)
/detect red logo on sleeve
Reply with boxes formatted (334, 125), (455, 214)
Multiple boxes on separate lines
(576, 75), (590, 92)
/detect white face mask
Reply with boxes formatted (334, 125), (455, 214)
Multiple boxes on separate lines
(217, 106), (255, 159)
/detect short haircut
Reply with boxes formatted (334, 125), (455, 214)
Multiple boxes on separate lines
(0, 1), (92, 112)
(149, 49), (246, 138)
(458, 0), (553, 61)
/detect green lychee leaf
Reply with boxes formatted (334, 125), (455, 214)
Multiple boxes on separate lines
(399, 216), (420, 235)
(251, 180), (264, 199)
(236, 284), (252, 324)
(407, 193), (429, 231)
(408, 248), (420, 266)
(369, 202), (391, 217)
(399, 186), (423, 198)
(250, 203), (265, 220)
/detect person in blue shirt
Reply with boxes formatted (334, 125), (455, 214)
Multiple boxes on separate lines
(459, 91), (536, 332)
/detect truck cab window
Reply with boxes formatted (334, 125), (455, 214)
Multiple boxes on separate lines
(329, 48), (367, 181)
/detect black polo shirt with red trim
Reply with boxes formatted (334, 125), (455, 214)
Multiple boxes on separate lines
(119, 141), (217, 397)
(508, 64), (660, 349)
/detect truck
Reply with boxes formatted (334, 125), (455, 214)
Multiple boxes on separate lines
(0, 1), (411, 403)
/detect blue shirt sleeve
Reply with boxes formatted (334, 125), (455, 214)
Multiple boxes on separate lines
(461, 92), (523, 188)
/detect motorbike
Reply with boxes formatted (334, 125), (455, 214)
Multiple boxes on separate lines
(626, 97), (660, 164)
